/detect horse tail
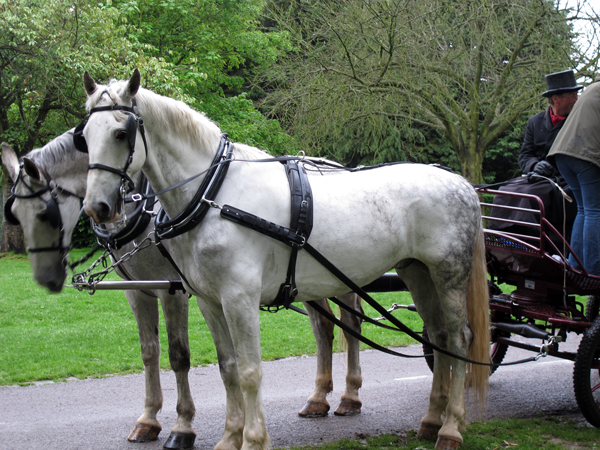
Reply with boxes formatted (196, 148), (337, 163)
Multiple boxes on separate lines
(466, 223), (490, 411)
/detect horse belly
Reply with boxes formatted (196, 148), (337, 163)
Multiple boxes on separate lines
(292, 165), (480, 299)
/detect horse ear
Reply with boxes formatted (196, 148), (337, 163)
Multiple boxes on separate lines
(127, 69), (141, 98)
(22, 158), (42, 182)
(83, 71), (97, 96)
(1, 142), (19, 182)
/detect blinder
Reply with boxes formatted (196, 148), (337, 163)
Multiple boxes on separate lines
(45, 196), (61, 229)
(4, 192), (61, 230)
(4, 195), (18, 226)
(73, 120), (88, 153)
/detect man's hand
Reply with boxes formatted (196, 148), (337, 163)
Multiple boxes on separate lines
(532, 160), (554, 177)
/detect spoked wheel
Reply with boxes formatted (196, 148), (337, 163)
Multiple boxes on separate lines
(422, 310), (510, 375)
(573, 317), (600, 427)
(586, 295), (600, 323)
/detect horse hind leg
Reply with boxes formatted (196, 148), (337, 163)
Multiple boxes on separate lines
(334, 292), (362, 416)
(396, 262), (452, 444)
(159, 291), (197, 450)
(300, 298), (335, 417)
(125, 290), (163, 443)
(407, 274), (473, 449)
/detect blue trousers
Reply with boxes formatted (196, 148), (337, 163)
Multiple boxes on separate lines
(555, 154), (600, 276)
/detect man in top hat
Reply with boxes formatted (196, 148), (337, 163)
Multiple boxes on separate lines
(518, 69), (584, 177)
(489, 70), (582, 243)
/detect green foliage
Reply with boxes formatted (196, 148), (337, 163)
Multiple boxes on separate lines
(196, 93), (299, 154)
(483, 115), (529, 183)
(111, 0), (293, 151)
(70, 215), (97, 249)
(0, 0), (182, 152)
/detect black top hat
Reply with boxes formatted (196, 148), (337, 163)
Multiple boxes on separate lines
(542, 70), (583, 97)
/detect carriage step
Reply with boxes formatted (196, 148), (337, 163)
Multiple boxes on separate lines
(493, 322), (550, 340)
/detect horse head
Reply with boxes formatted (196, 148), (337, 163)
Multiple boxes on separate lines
(81, 69), (146, 224)
(2, 138), (85, 292)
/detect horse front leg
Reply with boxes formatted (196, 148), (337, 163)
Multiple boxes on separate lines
(196, 297), (245, 450)
(222, 292), (269, 450)
(125, 290), (163, 442)
(159, 291), (196, 450)
(300, 298), (335, 417)
(335, 292), (362, 416)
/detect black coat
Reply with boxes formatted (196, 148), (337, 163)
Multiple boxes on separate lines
(518, 108), (566, 176)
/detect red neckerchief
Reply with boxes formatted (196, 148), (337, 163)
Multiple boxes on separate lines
(550, 108), (566, 127)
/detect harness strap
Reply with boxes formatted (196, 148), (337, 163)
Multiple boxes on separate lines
(154, 241), (189, 294)
(306, 299), (427, 358)
(220, 160), (313, 310)
(274, 161), (313, 309)
(221, 206), (306, 247)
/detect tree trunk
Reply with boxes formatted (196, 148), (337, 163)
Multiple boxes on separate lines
(1, 176), (26, 254)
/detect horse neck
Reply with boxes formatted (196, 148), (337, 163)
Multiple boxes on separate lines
(137, 93), (223, 217)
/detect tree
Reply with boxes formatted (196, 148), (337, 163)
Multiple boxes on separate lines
(259, 0), (600, 183)
(114, 0), (295, 153)
(0, 0), (180, 252)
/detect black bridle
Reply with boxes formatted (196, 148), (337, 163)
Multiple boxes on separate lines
(73, 91), (148, 194)
(4, 163), (80, 260)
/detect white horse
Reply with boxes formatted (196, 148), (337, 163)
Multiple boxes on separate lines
(80, 70), (490, 450)
(2, 132), (363, 444)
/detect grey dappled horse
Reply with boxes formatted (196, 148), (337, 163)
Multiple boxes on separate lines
(80, 70), (489, 450)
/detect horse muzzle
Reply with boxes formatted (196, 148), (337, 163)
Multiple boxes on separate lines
(84, 195), (123, 224)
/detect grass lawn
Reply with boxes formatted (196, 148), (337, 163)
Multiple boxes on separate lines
(280, 417), (600, 449)
(0, 248), (420, 385)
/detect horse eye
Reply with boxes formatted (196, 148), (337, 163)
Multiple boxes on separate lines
(115, 130), (128, 141)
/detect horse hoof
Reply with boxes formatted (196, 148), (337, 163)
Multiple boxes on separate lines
(417, 422), (442, 441)
(334, 399), (362, 416)
(298, 401), (330, 417)
(127, 424), (161, 442)
(163, 432), (196, 449)
(435, 435), (462, 449)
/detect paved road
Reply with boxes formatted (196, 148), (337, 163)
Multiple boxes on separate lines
(0, 335), (589, 450)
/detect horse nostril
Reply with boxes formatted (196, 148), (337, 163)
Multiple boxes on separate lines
(97, 202), (112, 221)
(85, 201), (112, 223)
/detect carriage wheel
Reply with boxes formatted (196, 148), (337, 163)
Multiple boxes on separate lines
(422, 311), (510, 375)
(586, 295), (600, 323)
(573, 317), (600, 427)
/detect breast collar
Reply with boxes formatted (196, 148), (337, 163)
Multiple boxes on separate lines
(154, 133), (234, 240)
